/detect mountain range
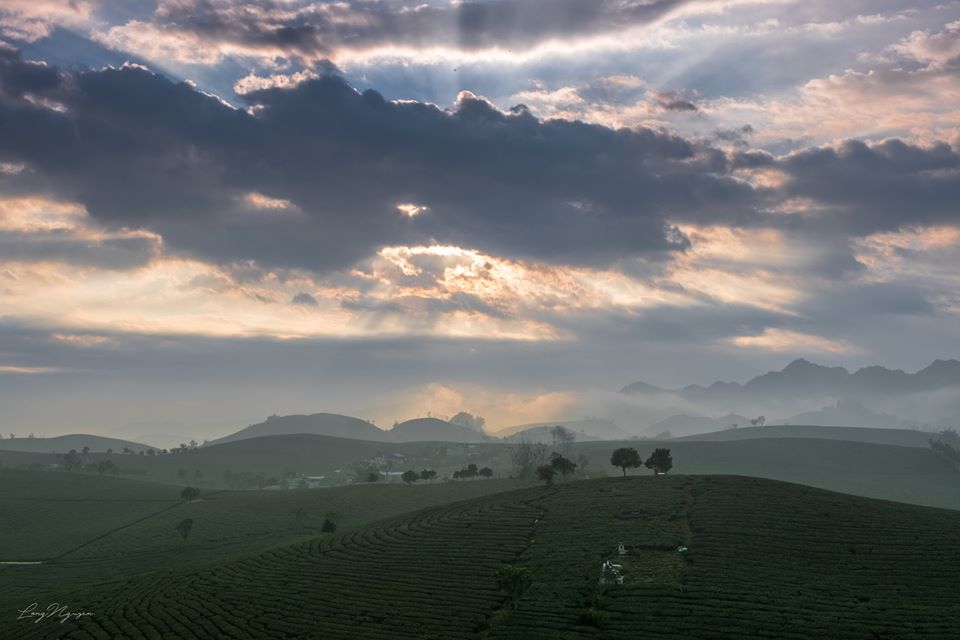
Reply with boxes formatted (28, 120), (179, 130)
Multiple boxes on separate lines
(621, 358), (960, 404)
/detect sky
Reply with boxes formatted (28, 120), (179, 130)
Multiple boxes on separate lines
(0, 0), (958, 443)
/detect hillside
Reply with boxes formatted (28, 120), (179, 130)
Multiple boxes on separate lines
(497, 419), (630, 441)
(676, 424), (935, 448)
(207, 412), (391, 445)
(390, 417), (489, 442)
(0, 433), (153, 454)
(0, 468), (520, 602)
(7, 476), (960, 639)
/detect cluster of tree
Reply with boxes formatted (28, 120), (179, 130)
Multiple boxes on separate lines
(750, 416), (767, 427)
(452, 463), (494, 480)
(401, 468), (439, 483)
(930, 429), (960, 467)
(180, 486), (201, 501)
(535, 452), (578, 486)
(610, 447), (673, 476)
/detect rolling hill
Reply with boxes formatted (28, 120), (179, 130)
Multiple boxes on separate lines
(390, 417), (488, 442)
(206, 412), (391, 445)
(0, 433), (153, 454)
(6, 475), (959, 639)
(497, 419), (630, 441)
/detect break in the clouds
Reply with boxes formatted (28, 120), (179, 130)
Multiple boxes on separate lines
(0, 0), (958, 434)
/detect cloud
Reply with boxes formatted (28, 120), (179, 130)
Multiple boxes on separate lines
(91, 0), (776, 68)
(0, 0), (94, 42)
(0, 49), (765, 275)
(290, 291), (318, 306)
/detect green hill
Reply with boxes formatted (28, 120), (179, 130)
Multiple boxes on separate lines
(675, 424), (934, 447)
(6, 476), (959, 639)
(0, 433), (153, 454)
(206, 413), (392, 445)
(390, 417), (489, 442)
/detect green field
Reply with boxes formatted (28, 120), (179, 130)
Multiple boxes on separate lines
(4, 475), (958, 639)
(0, 468), (522, 602)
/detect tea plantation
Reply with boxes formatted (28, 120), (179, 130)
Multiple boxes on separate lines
(0, 469), (521, 602)
(5, 475), (959, 639)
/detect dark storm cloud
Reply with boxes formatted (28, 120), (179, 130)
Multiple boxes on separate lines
(0, 49), (764, 273)
(777, 139), (960, 234)
(134, 0), (700, 61)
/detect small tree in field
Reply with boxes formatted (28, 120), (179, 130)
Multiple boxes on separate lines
(420, 469), (437, 482)
(644, 448), (673, 475)
(495, 565), (532, 609)
(321, 518), (337, 533)
(180, 486), (201, 501)
(366, 472), (379, 483)
(175, 518), (194, 541)
(402, 470), (419, 484)
(610, 447), (641, 476)
(478, 467), (494, 478)
(536, 464), (556, 486)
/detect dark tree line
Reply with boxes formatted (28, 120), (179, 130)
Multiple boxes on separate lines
(610, 447), (673, 476)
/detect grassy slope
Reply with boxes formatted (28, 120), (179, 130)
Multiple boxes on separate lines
(0, 469), (521, 601)
(675, 424), (934, 447)
(7, 476), (959, 639)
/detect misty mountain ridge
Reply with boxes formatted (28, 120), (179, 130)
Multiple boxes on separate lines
(621, 358), (960, 403)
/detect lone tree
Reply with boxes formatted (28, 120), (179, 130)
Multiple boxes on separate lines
(644, 448), (673, 475)
(478, 467), (494, 478)
(536, 464), (556, 486)
(321, 518), (337, 533)
(401, 469), (419, 484)
(366, 472), (379, 483)
(420, 469), (437, 482)
(180, 486), (201, 501)
(549, 452), (577, 477)
(610, 447), (641, 476)
(495, 565), (532, 610)
(175, 518), (194, 542)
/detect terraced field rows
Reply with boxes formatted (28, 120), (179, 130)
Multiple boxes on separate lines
(6, 476), (960, 639)
(13, 492), (545, 640)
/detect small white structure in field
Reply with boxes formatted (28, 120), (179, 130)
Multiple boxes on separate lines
(617, 542), (627, 556)
(677, 545), (689, 553)
(599, 560), (624, 586)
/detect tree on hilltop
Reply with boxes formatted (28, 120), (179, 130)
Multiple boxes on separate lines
(610, 447), (641, 477)
(645, 448), (673, 475)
